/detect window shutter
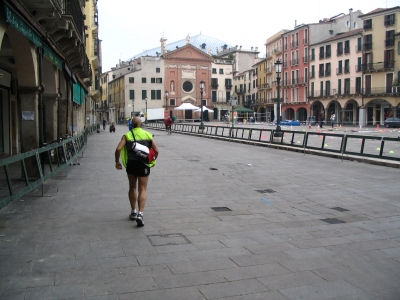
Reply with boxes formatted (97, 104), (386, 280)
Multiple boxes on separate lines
(151, 90), (155, 99)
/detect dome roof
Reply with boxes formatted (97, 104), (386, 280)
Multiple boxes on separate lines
(127, 33), (233, 60)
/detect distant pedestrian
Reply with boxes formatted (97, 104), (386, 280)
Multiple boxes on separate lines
(102, 119), (106, 130)
(127, 118), (132, 131)
(330, 113), (336, 128)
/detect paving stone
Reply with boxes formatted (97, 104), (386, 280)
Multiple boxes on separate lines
(197, 278), (269, 299)
(117, 286), (205, 300)
(279, 280), (364, 300)
(167, 257), (238, 274)
(184, 246), (251, 260)
(81, 276), (158, 297)
(229, 252), (294, 267)
(6, 274), (55, 289)
(218, 263), (291, 281)
(213, 290), (290, 300)
(284, 247), (336, 259)
(153, 270), (226, 289)
(25, 283), (84, 300)
(135, 252), (191, 266)
(0, 288), (26, 300)
(257, 270), (327, 290)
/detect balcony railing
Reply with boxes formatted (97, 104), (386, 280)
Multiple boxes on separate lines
(384, 19), (395, 26)
(355, 45), (362, 52)
(325, 51), (331, 58)
(291, 59), (299, 66)
(310, 55), (315, 62)
(325, 70), (331, 76)
(310, 72), (315, 79)
(283, 61), (288, 68)
(319, 71), (324, 77)
(319, 53), (325, 59)
(362, 87), (394, 95)
(288, 77), (308, 85)
(344, 47), (350, 54)
(361, 61), (395, 71)
(355, 65), (362, 72)
(64, 0), (84, 42)
(344, 66), (350, 73)
(363, 42), (372, 51)
(259, 83), (270, 89)
(337, 49), (343, 56)
(303, 56), (308, 63)
(337, 68), (343, 75)
(303, 38), (308, 44)
(273, 47), (282, 54)
(211, 84), (219, 89)
(364, 23), (372, 30)
(385, 38), (394, 47)
(225, 84), (232, 89)
(265, 67), (272, 73)
(290, 41), (299, 49)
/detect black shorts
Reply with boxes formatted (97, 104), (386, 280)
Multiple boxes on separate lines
(126, 160), (150, 177)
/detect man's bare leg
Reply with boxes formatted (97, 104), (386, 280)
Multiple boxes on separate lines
(137, 176), (149, 212)
(127, 174), (138, 211)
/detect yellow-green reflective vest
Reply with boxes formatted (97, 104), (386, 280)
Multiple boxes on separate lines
(121, 128), (156, 168)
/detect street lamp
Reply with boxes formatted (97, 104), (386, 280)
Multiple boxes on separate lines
(199, 81), (205, 130)
(165, 91), (169, 117)
(145, 97), (148, 124)
(274, 59), (282, 137)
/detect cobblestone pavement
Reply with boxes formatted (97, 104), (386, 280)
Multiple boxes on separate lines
(1, 124), (400, 299)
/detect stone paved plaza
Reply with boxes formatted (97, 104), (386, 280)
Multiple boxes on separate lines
(1, 124), (400, 299)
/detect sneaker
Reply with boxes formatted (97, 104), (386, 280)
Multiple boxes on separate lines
(129, 212), (137, 220)
(136, 214), (144, 227)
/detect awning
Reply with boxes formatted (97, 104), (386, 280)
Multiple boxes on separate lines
(174, 103), (199, 110)
(234, 107), (254, 113)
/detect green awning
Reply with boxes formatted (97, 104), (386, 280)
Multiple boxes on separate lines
(73, 82), (87, 105)
(234, 107), (254, 113)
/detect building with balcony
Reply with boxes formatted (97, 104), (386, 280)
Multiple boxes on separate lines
(263, 29), (289, 122)
(210, 59), (233, 120)
(359, 6), (400, 126)
(309, 29), (363, 125)
(282, 9), (363, 123)
(0, 0), (96, 161)
(84, 0), (101, 125)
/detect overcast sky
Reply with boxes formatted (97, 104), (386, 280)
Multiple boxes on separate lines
(97, 0), (397, 72)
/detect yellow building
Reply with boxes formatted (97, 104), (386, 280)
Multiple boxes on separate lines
(359, 6), (400, 125)
(84, 0), (101, 124)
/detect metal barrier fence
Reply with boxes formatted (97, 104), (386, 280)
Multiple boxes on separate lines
(148, 122), (400, 163)
(0, 125), (98, 210)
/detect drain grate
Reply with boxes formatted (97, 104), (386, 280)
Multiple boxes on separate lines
(320, 218), (345, 224)
(209, 167), (218, 170)
(331, 207), (349, 212)
(146, 233), (191, 246)
(255, 189), (276, 194)
(211, 207), (232, 212)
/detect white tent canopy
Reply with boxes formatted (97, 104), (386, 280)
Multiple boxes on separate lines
(195, 106), (213, 112)
(174, 103), (199, 110)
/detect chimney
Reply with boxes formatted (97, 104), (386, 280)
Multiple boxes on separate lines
(349, 8), (353, 31)
(295, 20), (297, 27)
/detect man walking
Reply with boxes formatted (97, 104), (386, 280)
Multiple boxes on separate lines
(114, 117), (159, 227)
